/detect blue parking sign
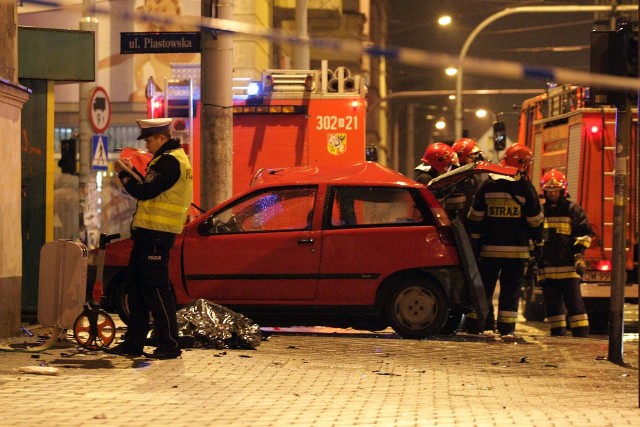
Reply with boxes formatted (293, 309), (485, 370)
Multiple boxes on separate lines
(92, 135), (109, 171)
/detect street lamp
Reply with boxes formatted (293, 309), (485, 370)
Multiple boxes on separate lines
(453, 4), (636, 140)
(438, 15), (452, 26)
(474, 108), (492, 120)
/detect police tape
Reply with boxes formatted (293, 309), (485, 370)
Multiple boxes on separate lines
(22, 0), (640, 92)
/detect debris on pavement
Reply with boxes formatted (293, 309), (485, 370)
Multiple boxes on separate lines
(17, 366), (60, 376)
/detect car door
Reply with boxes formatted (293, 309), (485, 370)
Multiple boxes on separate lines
(181, 185), (321, 302)
(318, 185), (454, 305)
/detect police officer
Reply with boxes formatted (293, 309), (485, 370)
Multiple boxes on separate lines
(538, 169), (591, 337)
(414, 142), (458, 185)
(467, 144), (544, 336)
(105, 118), (193, 359)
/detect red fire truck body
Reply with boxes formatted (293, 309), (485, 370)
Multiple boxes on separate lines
(184, 68), (367, 199)
(517, 85), (638, 326)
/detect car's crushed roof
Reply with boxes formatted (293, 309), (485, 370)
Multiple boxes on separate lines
(250, 161), (420, 188)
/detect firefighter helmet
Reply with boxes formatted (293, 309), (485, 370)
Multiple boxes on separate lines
(452, 138), (483, 164)
(540, 168), (568, 196)
(501, 144), (533, 172)
(422, 142), (458, 173)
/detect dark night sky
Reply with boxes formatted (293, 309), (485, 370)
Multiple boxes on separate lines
(384, 0), (631, 146)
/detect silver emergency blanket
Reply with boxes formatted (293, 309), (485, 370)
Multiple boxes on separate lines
(177, 299), (262, 349)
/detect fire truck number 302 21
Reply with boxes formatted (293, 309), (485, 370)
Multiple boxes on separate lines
(316, 115), (359, 131)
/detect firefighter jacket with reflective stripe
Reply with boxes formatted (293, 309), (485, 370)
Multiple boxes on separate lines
(432, 174), (475, 220)
(121, 138), (193, 234)
(414, 163), (438, 185)
(467, 173), (543, 259)
(538, 198), (592, 280)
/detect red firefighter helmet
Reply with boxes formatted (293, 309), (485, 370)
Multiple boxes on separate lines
(421, 142), (458, 173)
(540, 168), (568, 196)
(501, 144), (533, 172)
(451, 138), (482, 164)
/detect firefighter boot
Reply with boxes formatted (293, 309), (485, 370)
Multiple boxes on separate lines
(571, 326), (589, 338)
(460, 312), (482, 334)
(547, 314), (567, 336)
(568, 313), (589, 338)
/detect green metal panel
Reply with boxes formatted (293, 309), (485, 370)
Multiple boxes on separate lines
(20, 78), (49, 315)
(18, 27), (95, 81)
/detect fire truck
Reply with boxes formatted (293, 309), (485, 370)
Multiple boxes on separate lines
(517, 84), (639, 329)
(157, 64), (368, 202)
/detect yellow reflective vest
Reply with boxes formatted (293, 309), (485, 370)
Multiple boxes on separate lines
(132, 148), (193, 234)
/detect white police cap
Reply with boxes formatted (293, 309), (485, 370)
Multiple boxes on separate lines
(136, 118), (172, 140)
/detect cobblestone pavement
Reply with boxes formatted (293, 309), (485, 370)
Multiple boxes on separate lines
(0, 321), (638, 427)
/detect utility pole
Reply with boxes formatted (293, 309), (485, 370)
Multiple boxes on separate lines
(634, 3), (640, 408)
(637, 1), (640, 406)
(200, 0), (234, 209)
(79, 0), (97, 245)
(293, 0), (310, 70)
(608, 98), (630, 365)
(369, 0), (388, 166)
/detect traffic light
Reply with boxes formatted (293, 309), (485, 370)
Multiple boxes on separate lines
(59, 138), (77, 175)
(589, 24), (638, 107)
(365, 144), (378, 162)
(493, 121), (507, 152)
(147, 95), (165, 118)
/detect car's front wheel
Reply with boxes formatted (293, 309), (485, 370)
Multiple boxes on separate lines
(385, 278), (449, 339)
(116, 282), (131, 325)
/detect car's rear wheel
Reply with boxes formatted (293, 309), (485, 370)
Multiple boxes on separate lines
(115, 281), (169, 327)
(385, 278), (449, 339)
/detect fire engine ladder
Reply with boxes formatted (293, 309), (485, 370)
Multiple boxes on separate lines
(600, 114), (619, 259)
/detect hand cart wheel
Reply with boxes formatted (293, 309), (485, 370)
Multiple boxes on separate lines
(73, 307), (117, 350)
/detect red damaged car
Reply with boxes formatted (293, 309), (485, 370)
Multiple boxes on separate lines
(97, 161), (499, 338)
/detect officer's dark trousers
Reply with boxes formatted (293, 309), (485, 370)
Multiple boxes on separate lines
(122, 238), (180, 353)
(479, 257), (527, 335)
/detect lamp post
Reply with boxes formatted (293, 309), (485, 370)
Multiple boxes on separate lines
(454, 4), (636, 140)
(473, 108), (495, 121)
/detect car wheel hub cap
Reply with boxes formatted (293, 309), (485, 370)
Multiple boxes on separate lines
(394, 286), (437, 329)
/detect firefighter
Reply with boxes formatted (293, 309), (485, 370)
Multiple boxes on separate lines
(106, 118), (193, 359)
(466, 144), (544, 336)
(538, 169), (591, 337)
(414, 142), (458, 185)
(451, 137), (484, 165)
(447, 137), (486, 219)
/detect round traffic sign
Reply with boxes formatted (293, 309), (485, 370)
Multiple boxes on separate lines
(89, 86), (111, 134)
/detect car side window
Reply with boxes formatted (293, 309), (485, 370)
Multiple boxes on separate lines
(330, 186), (426, 227)
(199, 186), (317, 235)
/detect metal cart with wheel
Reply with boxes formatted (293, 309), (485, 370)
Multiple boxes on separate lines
(72, 233), (121, 350)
